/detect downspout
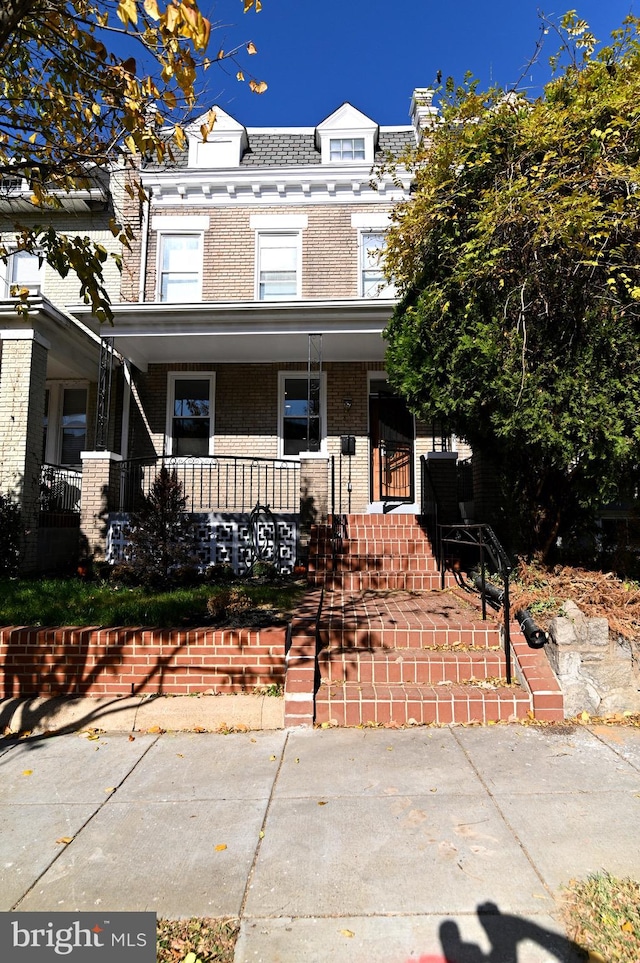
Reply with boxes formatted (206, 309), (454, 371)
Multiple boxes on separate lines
(138, 186), (151, 303)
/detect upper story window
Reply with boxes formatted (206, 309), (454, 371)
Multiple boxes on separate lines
(330, 137), (365, 161)
(157, 233), (203, 303)
(361, 232), (395, 299)
(257, 233), (300, 301)
(166, 373), (215, 456)
(2, 249), (44, 296)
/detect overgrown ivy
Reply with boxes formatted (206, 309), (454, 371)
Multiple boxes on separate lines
(384, 13), (640, 560)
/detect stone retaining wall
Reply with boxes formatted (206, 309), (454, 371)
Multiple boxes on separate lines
(0, 625), (286, 698)
(545, 600), (640, 716)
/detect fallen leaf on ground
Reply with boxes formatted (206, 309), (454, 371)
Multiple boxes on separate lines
(56, 837), (73, 845)
(215, 844), (227, 852)
(21, 770), (33, 776)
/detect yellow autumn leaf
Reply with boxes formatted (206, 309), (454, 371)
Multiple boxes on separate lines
(215, 843), (227, 852)
(247, 41), (257, 55)
(117, 0), (138, 26)
(236, 70), (245, 82)
(104, 787), (116, 794)
(56, 837), (73, 845)
(621, 921), (634, 932)
(340, 929), (355, 938)
(143, 0), (160, 19)
(22, 770), (33, 777)
(249, 79), (268, 95)
(581, 710), (591, 722)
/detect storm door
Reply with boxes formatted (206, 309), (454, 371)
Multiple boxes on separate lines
(369, 379), (415, 502)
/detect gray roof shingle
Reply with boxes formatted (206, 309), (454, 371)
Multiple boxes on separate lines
(143, 128), (415, 171)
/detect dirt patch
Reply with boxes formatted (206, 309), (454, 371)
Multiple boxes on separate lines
(510, 561), (640, 644)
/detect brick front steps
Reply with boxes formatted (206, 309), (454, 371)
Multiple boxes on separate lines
(285, 514), (563, 727)
(0, 625), (286, 698)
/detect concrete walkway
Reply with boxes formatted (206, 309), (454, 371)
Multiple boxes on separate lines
(1, 722), (639, 961)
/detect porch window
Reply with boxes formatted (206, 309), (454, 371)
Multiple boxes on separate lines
(167, 373), (215, 456)
(257, 233), (300, 301)
(279, 373), (325, 457)
(60, 387), (87, 465)
(361, 232), (395, 299)
(158, 234), (202, 302)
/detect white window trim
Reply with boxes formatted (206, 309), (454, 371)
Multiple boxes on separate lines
(165, 371), (216, 457)
(277, 370), (327, 459)
(155, 230), (205, 303)
(318, 131), (375, 165)
(1, 246), (45, 298)
(254, 230), (303, 302)
(358, 230), (396, 299)
(44, 381), (88, 466)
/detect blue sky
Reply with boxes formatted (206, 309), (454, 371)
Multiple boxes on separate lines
(200, 0), (637, 128)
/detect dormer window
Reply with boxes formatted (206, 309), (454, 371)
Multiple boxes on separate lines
(330, 138), (365, 161)
(186, 106), (248, 169)
(315, 103), (378, 165)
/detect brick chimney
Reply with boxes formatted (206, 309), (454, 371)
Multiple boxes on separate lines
(410, 88), (438, 142)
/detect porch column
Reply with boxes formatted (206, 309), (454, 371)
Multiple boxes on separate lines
(425, 451), (459, 523)
(80, 451), (122, 562)
(300, 456), (329, 527)
(0, 330), (49, 573)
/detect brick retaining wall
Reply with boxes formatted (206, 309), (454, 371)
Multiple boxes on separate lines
(0, 625), (286, 698)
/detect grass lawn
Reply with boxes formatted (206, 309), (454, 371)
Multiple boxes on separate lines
(0, 577), (305, 628)
(157, 918), (238, 963)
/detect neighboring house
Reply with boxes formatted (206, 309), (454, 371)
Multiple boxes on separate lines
(0, 169), (125, 571)
(1, 89), (469, 574)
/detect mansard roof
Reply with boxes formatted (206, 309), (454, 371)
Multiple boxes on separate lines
(145, 128), (414, 171)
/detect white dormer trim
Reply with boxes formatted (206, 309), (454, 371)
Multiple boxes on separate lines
(315, 103), (378, 165)
(186, 106), (248, 168)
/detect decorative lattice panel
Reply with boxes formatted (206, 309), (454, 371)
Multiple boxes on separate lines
(106, 511), (299, 575)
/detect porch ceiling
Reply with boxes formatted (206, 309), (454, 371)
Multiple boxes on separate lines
(0, 296), (101, 379)
(71, 299), (393, 369)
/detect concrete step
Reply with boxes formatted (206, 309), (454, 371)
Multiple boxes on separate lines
(315, 681), (531, 726)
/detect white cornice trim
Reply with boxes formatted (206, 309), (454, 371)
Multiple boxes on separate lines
(143, 164), (412, 207)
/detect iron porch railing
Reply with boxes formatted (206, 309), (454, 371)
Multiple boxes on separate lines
(118, 455), (301, 514)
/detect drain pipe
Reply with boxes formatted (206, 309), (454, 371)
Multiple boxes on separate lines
(472, 573), (548, 649)
(515, 609), (548, 649)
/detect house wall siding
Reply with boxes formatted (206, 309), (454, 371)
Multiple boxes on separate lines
(127, 359), (454, 513)
(134, 202), (391, 303)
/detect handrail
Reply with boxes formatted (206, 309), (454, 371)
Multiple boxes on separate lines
(438, 522), (513, 685)
(420, 454), (515, 682)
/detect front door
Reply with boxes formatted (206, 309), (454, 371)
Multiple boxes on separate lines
(369, 379), (415, 502)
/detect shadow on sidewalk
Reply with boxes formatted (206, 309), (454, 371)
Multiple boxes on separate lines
(423, 901), (588, 962)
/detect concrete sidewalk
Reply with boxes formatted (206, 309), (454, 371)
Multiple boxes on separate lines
(1, 722), (639, 962)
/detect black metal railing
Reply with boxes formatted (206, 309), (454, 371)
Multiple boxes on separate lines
(39, 463), (82, 513)
(118, 455), (301, 514)
(420, 455), (514, 683)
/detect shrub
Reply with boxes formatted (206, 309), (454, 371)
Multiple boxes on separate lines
(120, 467), (198, 589)
(0, 493), (21, 577)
